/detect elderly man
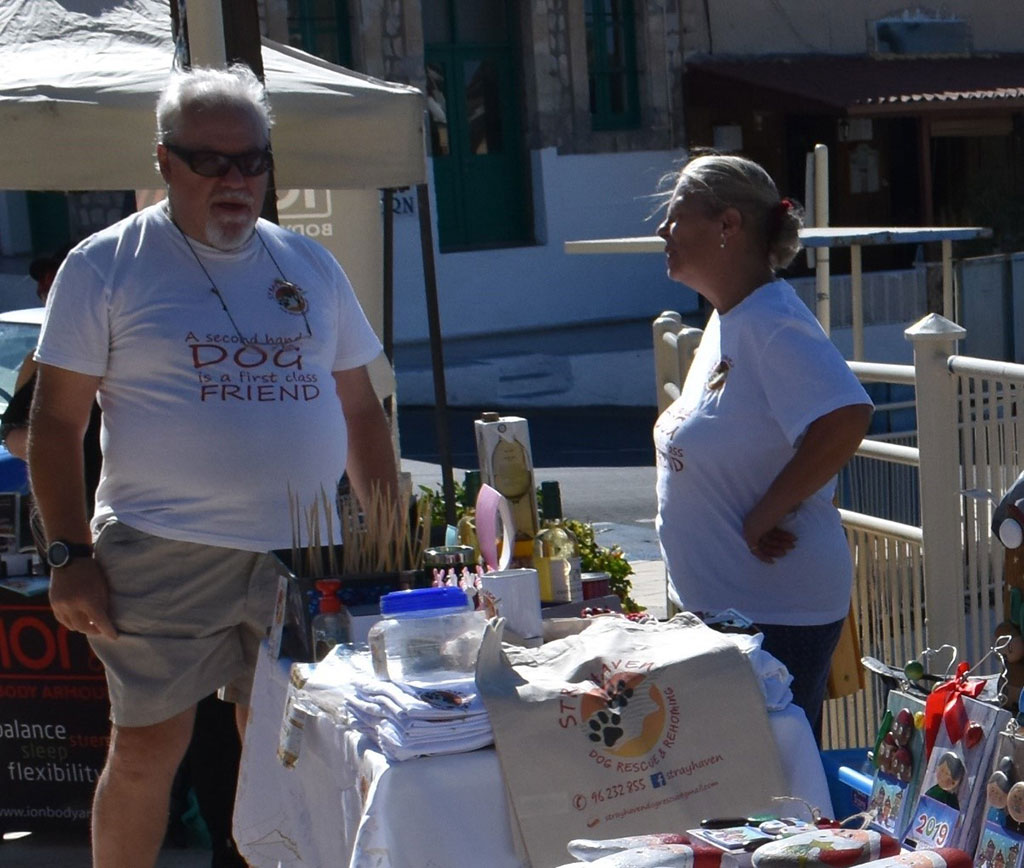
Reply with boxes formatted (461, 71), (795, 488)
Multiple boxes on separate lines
(28, 64), (397, 866)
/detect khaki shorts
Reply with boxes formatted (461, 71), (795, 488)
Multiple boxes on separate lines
(89, 520), (279, 728)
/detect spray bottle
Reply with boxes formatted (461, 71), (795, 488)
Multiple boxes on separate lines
(311, 578), (348, 662)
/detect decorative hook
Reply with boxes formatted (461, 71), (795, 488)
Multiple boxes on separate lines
(770, 794), (822, 824)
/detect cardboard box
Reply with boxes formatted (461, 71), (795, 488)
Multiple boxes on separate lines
(474, 415), (539, 554)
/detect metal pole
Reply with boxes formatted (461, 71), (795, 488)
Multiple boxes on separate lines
(382, 189), (395, 364)
(416, 184), (456, 527)
(942, 238), (954, 322)
(851, 244), (864, 361)
(813, 144), (830, 334)
(381, 189), (396, 431)
(183, 0), (227, 67)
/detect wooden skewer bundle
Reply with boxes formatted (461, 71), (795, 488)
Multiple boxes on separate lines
(289, 481), (432, 578)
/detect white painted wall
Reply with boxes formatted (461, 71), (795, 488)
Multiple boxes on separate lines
(389, 147), (696, 346)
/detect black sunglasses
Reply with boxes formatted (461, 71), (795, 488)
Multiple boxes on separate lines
(163, 143), (273, 178)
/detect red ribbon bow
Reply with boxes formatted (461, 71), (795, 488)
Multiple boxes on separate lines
(923, 661), (984, 757)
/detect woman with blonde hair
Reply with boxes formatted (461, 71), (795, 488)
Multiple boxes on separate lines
(653, 152), (873, 738)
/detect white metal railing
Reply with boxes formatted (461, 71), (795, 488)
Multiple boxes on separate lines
(950, 358), (1024, 662)
(823, 514), (926, 749)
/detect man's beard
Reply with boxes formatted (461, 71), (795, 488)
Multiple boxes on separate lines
(205, 210), (257, 251)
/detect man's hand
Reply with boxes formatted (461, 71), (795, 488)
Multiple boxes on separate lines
(48, 559), (117, 639)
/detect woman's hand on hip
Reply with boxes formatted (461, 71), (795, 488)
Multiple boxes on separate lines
(743, 514), (796, 563)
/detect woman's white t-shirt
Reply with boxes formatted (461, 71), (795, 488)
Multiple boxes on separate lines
(654, 279), (871, 625)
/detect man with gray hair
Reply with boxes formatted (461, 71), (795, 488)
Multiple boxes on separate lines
(29, 63), (397, 866)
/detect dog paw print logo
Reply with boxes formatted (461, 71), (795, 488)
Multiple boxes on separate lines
(581, 673), (666, 758)
(587, 678), (634, 747)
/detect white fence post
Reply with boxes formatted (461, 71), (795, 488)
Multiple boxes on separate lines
(652, 311), (703, 415)
(906, 313), (967, 651)
(653, 310), (683, 415)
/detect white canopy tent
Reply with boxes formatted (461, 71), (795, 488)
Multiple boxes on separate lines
(0, 0), (462, 496)
(0, 0), (426, 192)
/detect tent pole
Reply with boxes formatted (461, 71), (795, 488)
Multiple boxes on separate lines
(416, 183), (456, 527)
(382, 188), (396, 430)
(220, 0), (279, 223)
(170, 0), (279, 223)
(382, 189), (395, 364)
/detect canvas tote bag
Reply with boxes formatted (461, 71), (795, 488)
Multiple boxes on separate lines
(477, 613), (788, 868)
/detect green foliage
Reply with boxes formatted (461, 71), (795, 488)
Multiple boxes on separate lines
(564, 519), (641, 613)
(418, 480), (466, 527)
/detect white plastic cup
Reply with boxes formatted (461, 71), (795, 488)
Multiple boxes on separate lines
(479, 568), (543, 640)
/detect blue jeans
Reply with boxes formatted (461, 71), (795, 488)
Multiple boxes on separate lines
(757, 618), (846, 743)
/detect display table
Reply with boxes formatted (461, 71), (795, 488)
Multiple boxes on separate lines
(234, 645), (833, 868)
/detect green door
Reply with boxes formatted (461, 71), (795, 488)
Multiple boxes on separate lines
(424, 1), (531, 251)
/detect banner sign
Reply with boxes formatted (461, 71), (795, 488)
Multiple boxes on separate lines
(0, 590), (110, 832)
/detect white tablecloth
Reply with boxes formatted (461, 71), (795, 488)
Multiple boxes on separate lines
(234, 647), (832, 868)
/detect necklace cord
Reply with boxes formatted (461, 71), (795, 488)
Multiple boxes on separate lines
(173, 219), (311, 344)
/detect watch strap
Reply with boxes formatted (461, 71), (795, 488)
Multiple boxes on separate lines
(47, 540), (95, 568)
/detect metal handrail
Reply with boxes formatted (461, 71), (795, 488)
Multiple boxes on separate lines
(848, 360), (916, 385)
(838, 508), (922, 544)
(855, 439), (919, 467)
(949, 355), (1024, 379)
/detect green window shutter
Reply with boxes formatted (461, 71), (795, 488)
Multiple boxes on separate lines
(287, 0), (353, 68)
(586, 0), (640, 131)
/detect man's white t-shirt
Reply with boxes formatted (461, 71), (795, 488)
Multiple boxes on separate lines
(654, 279), (872, 625)
(36, 203), (382, 552)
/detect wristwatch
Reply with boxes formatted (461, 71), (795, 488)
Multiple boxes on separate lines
(46, 540), (94, 569)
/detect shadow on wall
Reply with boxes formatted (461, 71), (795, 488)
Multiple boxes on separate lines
(0, 275), (41, 312)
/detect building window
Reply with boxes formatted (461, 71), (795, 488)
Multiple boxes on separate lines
(424, 0), (532, 251)
(288, 0), (352, 68)
(585, 0), (640, 130)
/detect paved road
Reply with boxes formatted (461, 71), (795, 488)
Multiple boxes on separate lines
(398, 404), (659, 469)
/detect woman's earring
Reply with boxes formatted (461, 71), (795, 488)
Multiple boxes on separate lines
(720, 233), (726, 249)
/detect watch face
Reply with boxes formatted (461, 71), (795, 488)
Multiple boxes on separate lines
(47, 541), (71, 568)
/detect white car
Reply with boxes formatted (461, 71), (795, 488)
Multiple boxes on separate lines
(0, 307), (44, 495)
(0, 307), (44, 414)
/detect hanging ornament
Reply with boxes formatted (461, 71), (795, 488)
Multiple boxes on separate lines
(988, 756), (1015, 809)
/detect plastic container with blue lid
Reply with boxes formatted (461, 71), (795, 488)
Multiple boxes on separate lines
(380, 586), (471, 617)
(369, 587), (485, 684)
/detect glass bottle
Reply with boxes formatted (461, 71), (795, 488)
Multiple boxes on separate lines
(457, 469), (482, 565)
(533, 481), (582, 603)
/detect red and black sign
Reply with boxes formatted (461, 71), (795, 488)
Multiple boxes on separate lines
(0, 590), (109, 833)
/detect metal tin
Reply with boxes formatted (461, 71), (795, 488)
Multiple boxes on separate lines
(580, 571), (612, 600)
(422, 545), (476, 569)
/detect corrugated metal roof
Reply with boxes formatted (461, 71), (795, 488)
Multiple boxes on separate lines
(685, 54), (1024, 115)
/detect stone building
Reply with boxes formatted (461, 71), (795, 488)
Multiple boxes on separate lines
(258, 1), (1024, 404)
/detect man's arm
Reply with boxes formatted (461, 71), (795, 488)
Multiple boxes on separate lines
(29, 364), (116, 638)
(333, 365), (398, 509)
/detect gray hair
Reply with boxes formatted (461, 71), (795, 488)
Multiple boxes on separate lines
(156, 64), (273, 145)
(664, 152), (804, 270)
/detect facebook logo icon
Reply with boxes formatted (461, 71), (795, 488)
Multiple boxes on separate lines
(650, 772), (667, 788)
